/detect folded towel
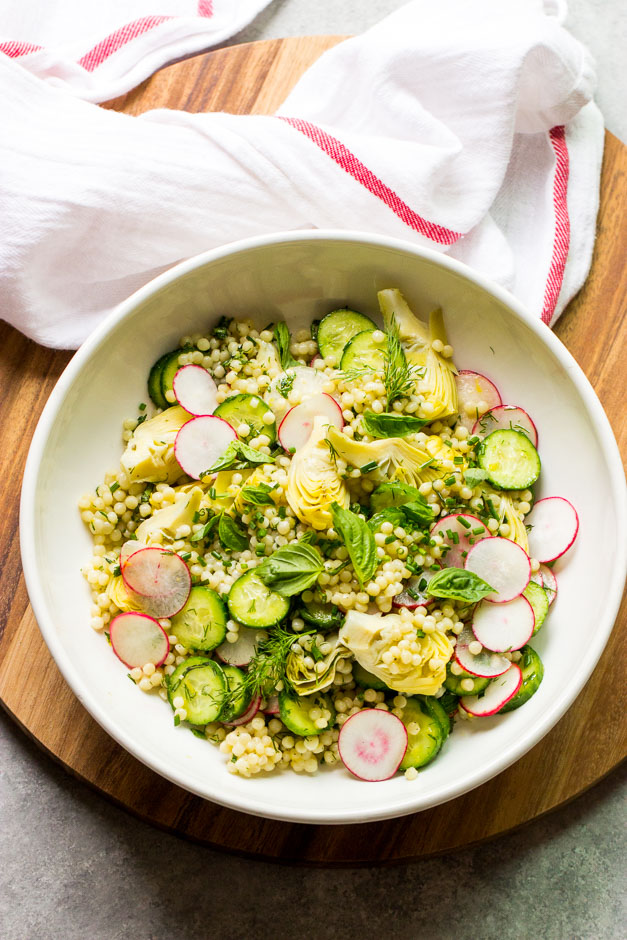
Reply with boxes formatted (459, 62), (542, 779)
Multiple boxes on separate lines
(0, 0), (604, 348)
(0, 1), (272, 101)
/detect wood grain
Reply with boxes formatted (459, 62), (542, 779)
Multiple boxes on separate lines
(1, 37), (625, 865)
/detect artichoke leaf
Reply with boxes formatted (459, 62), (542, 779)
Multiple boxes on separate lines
(287, 417), (349, 529)
(326, 425), (441, 487)
(120, 405), (191, 484)
(479, 484), (529, 554)
(286, 634), (352, 695)
(135, 485), (204, 545)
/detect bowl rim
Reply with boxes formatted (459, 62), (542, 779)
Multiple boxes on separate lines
(19, 229), (627, 824)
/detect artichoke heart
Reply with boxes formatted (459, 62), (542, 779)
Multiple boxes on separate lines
(378, 289), (457, 420)
(107, 575), (142, 613)
(266, 365), (327, 420)
(287, 416), (349, 529)
(135, 485), (204, 545)
(479, 484), (529, 554)
(286, 634), (352, 695)
(326, 425), (440, 487)
(233, 466), (282, 514)
(339, 610), (453, 695)
(120, 405), (191, 484)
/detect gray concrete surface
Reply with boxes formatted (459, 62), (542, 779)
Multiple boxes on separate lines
(2, 3), (625, 938)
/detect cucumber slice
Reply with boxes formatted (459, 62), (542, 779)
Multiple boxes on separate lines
(476, 429), (541, 490)
(444, 662), (490, 696)
(160, 349), (188, 404)
(148, 351), (172, 409)
(399, 696), (444, 770)
(438, 689), (460, 717)
(340, 330), (386, 372)
(169, 586), (227, 651)
(317, 309), (376, 362)
(419, 695), (451, 742)
(227, 569), (289, 628)
(167, 656), (225, 724)
(522, 580), (549, 635)
(499, 645), (544, 712)
(219, 664), (251, 722)
(214, 393), (276, 442)
(278, 690), (335, 736)
(352, 662), (391, 692)
(298, 600), (344, 632)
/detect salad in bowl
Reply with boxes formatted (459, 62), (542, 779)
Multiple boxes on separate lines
(78, 287), (578, 783)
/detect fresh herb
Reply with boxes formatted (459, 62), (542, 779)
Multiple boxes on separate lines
(359, 460), (379, 474)
(203, 440), (275, 474)
(383, 315), (424, 405)
(273, 322), (299, 370)
(173, 714), (181, 727)
(276, 372), (296, 399)
(222, 624), (314, 709)
(464, 467), (490, 488)
(453, 455), (464, 465)
(212, 316), (232, 340)
(425, 568), (494, 603)
(190, 727), (207, 740)
(135, 414), (148, 427)
(218, 514), (248, 552)
(362, 411), (429, 438)
(190, 514), (219, 542)
(369, 483), (434, 528)
(127, 672), (136, 684)
(444, 475), (456, 486)
(310, 319), (320, 342)
(113, 565), (121, 578)
(140, 484), (154, 503)
(239, 483), (275, 506)
(257, 540), (325, 597)
(109, 482), (120, 494)
(330, 502), (377, 587)
(138, 403), (146, 412)
(457, 516), (471, 529)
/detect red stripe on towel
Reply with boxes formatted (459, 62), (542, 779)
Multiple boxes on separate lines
(0, 41), (43, 57)
(541, 126), (570, 325)
(78, 16), (174, 71)
(278, 116), (462, 246)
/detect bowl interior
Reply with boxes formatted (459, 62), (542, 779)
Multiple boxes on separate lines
(23, 234), (624, 823)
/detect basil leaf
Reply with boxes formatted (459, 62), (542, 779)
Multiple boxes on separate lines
(203, 441), (275, 474)
(273, 322), (299, 370)
(399, 500), (434, 528)
(257, 540), (324, 597)
(363, 411), (429, 438)
(330, 502), (377, 587)
(368, 507), (406, 531)
(425, 567), (493, 603)
(370, 483), (434, 528)
(218, 514), (248, 552)
(239, 483), (274, 506)
(190, 513), (220, 542)
(463, 467), (490, 487)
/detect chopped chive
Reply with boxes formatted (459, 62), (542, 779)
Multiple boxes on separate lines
(443, 440), (453, 447)
(211, 550), (222, 560)
(461, 550), (468, 558)
(127, 673), (136, 684)
(110, 482), (120, 494)
(197, 556), (207, 567)
(472, 526), (485, 535)
(359, 460), (378, 474)
(444, 475), (456, 486)
(384, 535), (396, 544)
(468, 436), (480, 446)
(257, 528), (267, 538)
(278, 507), (286, 519)
(453, 456), (464, 464)
(446, 529), (454, 540)
(113, 565), (121, 577)
(255, 545), (267, 557)
(451, 531), (460, 545)
(457, 516), (472, 529)
(174, 715), (181, 727)
(138, 403), (146, 411)
(179, 551), (191, 561)
(209, 487), (217, 500)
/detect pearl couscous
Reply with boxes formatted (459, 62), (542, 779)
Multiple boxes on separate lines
(80, 288), (574, 782)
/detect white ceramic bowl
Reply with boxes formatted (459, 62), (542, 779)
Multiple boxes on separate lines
(21, 231), (626, 824)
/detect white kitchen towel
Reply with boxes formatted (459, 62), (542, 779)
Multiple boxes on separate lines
(0, 1), (272, 102)
(0, 0), (604, 348)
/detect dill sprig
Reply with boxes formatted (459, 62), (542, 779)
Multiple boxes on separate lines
(221, 624), (314, 710)
(384, 315), (424, 406)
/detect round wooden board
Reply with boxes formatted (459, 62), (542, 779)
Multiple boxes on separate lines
(1, 36), (625, 865)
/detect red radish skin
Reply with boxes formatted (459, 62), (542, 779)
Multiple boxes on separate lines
(460, 663), (523, 717)
(224, 694), (262, 727)
(121, 547), (191, 618)
(531, 564), (558, 606)
(464, 536), (531, 603)
(455, 370), (502, 431)
(525, 497), (579, 563)
(472, 595), (535, 652)
(454, 625), (510, 678)
(338, 709), (408, 782)
(278, 393), (343, 452)
(472, 404), (538, 448)
(430, 513), (489, 568)
(392, 572), (437, 610)
(109, 612), (169, 669)
(172, 364), (218, 417)
(174, 415), (237, 480)
(215, 630), (267, 667)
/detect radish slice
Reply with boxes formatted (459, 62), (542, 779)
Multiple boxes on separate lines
(464, 537), (530, 602)
(172, 364), (218, 417)
(119, 540), (143, 569)
(455, 370), (502, 431)
(278, 393), (343, 452)
(454, 625), (510, 678)
(224, 694), (261, 727)
(338, 709), (408, 781)
(121, 547), (191, 618)
(430, 513), (489, 568)
(531, 563), (558, 606)
(460, 663), (523, 716)
(472, 404), (538, 448)
(215, 630), (267, 667)
(392, 572), (436, 609)
(174, 415), (237, 480)
(263, 695), (280, 715)
(109, 612), (169, 669)
(525, 497), (579, 562)
(472, 596), (535, 652)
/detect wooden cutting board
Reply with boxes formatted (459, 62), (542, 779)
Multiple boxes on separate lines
(1, 36), (625, 865)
